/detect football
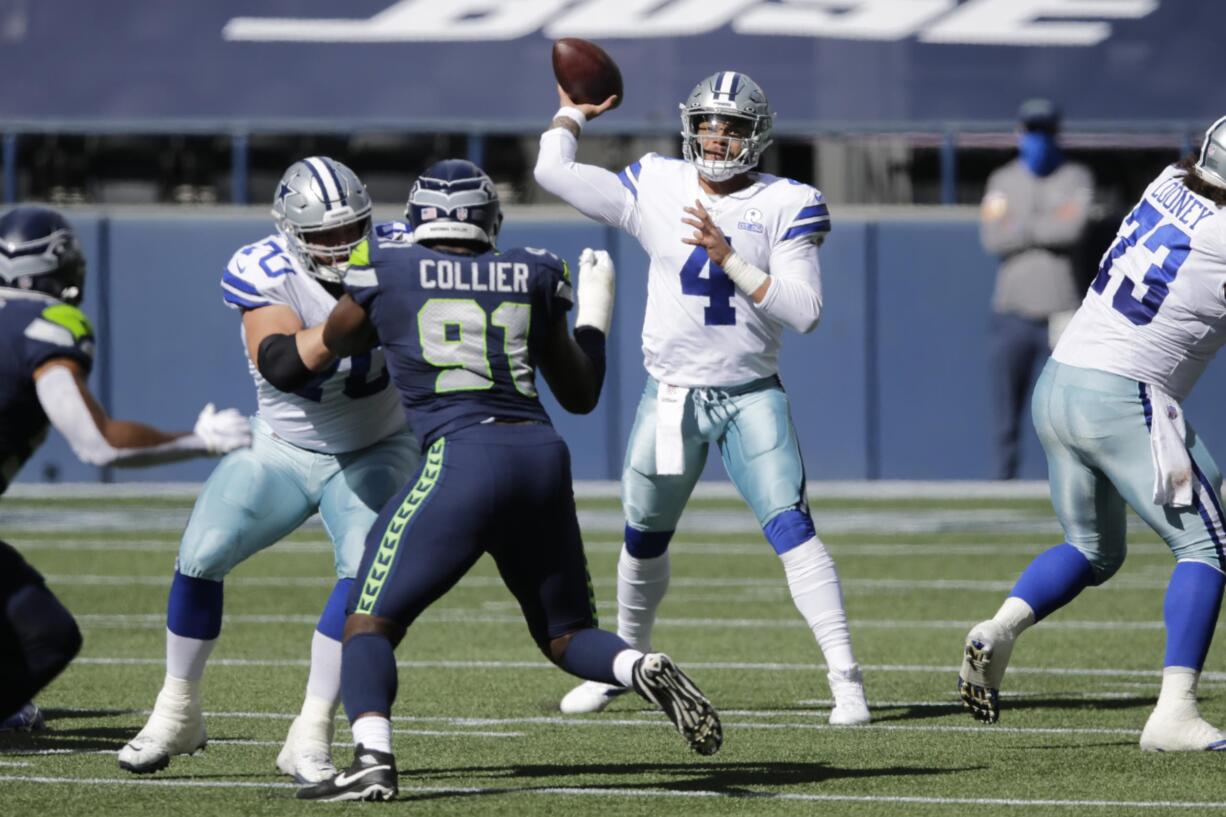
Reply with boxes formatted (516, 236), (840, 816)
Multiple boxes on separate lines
(551, 38), (623, 109)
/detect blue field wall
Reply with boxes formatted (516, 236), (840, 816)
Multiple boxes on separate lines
(17, 211), (1226, 485)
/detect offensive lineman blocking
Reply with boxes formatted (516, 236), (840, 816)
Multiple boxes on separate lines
(119, 158), (419, 781)
(298, 160), (721, 802)
(959, 117), (1226, 751)
(535, 72), (869, 723)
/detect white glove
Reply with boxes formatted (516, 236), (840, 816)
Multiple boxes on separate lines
(193, 403), (252, 455)
(575, 248), (615, 335)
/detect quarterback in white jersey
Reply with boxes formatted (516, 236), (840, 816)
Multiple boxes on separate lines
(958, 118), (1226, 752)
(536, 72), (868, 724)
(119, 158), (420, 780)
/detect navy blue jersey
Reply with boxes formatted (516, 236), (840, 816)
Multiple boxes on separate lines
(344, 240), (573, 446)
(0, 289), (95, 493)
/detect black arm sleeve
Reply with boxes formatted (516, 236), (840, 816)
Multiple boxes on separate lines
(257, 333), (314, 393)
(573, 326), (607, 404)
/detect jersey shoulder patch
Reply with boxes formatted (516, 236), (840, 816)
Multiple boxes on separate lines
(221, 234), (298, 311)
(778, 185), (831, 244)
(512, 246), (573, 306)
(344, 238), (379, 290)
(617, 152), (681, 202)
(19, 300), (95, 371)
(372, 220), (414, 247)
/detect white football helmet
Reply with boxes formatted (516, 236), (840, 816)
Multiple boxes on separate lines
(1195, 115), (1226, 190)
(680, 71), (775, 183)
(271, 157), (372, 283)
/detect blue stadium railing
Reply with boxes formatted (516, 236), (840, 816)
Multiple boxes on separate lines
(0, 120), (1205, 207)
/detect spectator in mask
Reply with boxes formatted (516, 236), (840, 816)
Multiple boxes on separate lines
(980, 99), (1094, 479)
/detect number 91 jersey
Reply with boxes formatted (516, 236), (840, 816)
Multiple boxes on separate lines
(221, 229), (407, 454)
(342, 238), (573, 446)
(1054, 165), (1226, 401)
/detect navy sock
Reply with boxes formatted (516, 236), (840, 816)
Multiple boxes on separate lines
(342, 632), (397, 721)
(167, 571), (223, 640)
(557, 627), (630, 685)
(1164, 561), (1225, 670)
(317, 578), (353, 641)
(1009, 543), (1095, 622)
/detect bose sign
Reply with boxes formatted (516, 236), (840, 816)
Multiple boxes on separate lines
(224, 0), (1159, 48)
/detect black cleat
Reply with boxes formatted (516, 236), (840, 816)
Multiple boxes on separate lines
(296, 744), (397, 802)
(631, 653), (722, 756)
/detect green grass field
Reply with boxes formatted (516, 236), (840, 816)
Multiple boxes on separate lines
(2, 485), (1224, 816)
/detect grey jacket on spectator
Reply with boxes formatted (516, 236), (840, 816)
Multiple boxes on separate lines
(980, 158), (1094, 319)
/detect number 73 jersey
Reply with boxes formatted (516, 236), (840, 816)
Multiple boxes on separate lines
(343, 239), (573, 446)
(1054, 164), (1226, 401)
(617, 153), (828, 388)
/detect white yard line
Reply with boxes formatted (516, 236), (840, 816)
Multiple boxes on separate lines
(42, 573), (1172, 592)
(69, 656), (1195, 679)
(70, 612), (1168, 632)
(0, 775), (1219, 809)
(3, 479), (1054, 501)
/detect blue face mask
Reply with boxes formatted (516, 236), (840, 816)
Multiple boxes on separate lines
(1018, 131), (1063, 177)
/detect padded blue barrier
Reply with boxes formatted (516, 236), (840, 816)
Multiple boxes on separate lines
(16, 211), (1226, 484)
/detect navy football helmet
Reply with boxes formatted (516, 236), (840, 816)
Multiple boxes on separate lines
(0, 206), (86, 305)
(406, 159), (503, 248)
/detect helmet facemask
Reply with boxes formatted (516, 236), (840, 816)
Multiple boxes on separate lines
(1196, 114), (1226, 191)
(280, 213), (372, 284)
(681, 112), (770, 183)
(271, 157), (373, 284)
(679, 71), (774, 183)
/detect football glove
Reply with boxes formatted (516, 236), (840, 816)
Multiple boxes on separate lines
(575, 248), (615, 335)
(193, 403), (252, 455)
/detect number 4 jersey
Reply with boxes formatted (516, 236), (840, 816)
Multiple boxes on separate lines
(221, 230), (406, 453)
(342, 238), (573, 446)
(1055, 165), (1226, 401)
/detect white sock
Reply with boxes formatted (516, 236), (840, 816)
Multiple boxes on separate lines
(779, 537), (857, 674)
(159, 673), (201, 701)
(616, 548), (670, 652)
(611, 648), (643, 687)
(992, 597), (1037, 638)
(299, 693), (339, 725)
(1155, 666), (1200, 714)
(350, 715), (392, 754)
(305, 630), (343, 705)
(166, 628), (216, 682)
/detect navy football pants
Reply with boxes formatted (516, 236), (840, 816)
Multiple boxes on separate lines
(0, 540), (82, 719)
(347, 423), (596, 650)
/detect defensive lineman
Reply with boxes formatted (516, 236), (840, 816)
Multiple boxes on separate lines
(298, 160), (721, 802)
(0, 206), (250, 729)
(118, 158), (419, 780)
(535, 73), (869, 724)
(959, 117), (1226, 751)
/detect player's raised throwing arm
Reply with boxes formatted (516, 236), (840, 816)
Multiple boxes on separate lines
(534, 87), (633, 230)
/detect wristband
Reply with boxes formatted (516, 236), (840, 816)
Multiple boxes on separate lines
(554, 106), (587, 131)
(721, 252), (770, 295)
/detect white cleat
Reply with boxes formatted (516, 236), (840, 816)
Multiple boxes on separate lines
(827, 665), (871, 726)
(277, 714), (338, 784)
(1140, 703), (1226, 752)
(117, 685), (206, 774)
(958, 619), (1015, 724)
(559, 680), (631, 714)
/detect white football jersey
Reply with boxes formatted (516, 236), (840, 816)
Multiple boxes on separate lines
(1054, 165), (1226, 401)
(221, 225), (410, 453)
(614, 154), (827, 387)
